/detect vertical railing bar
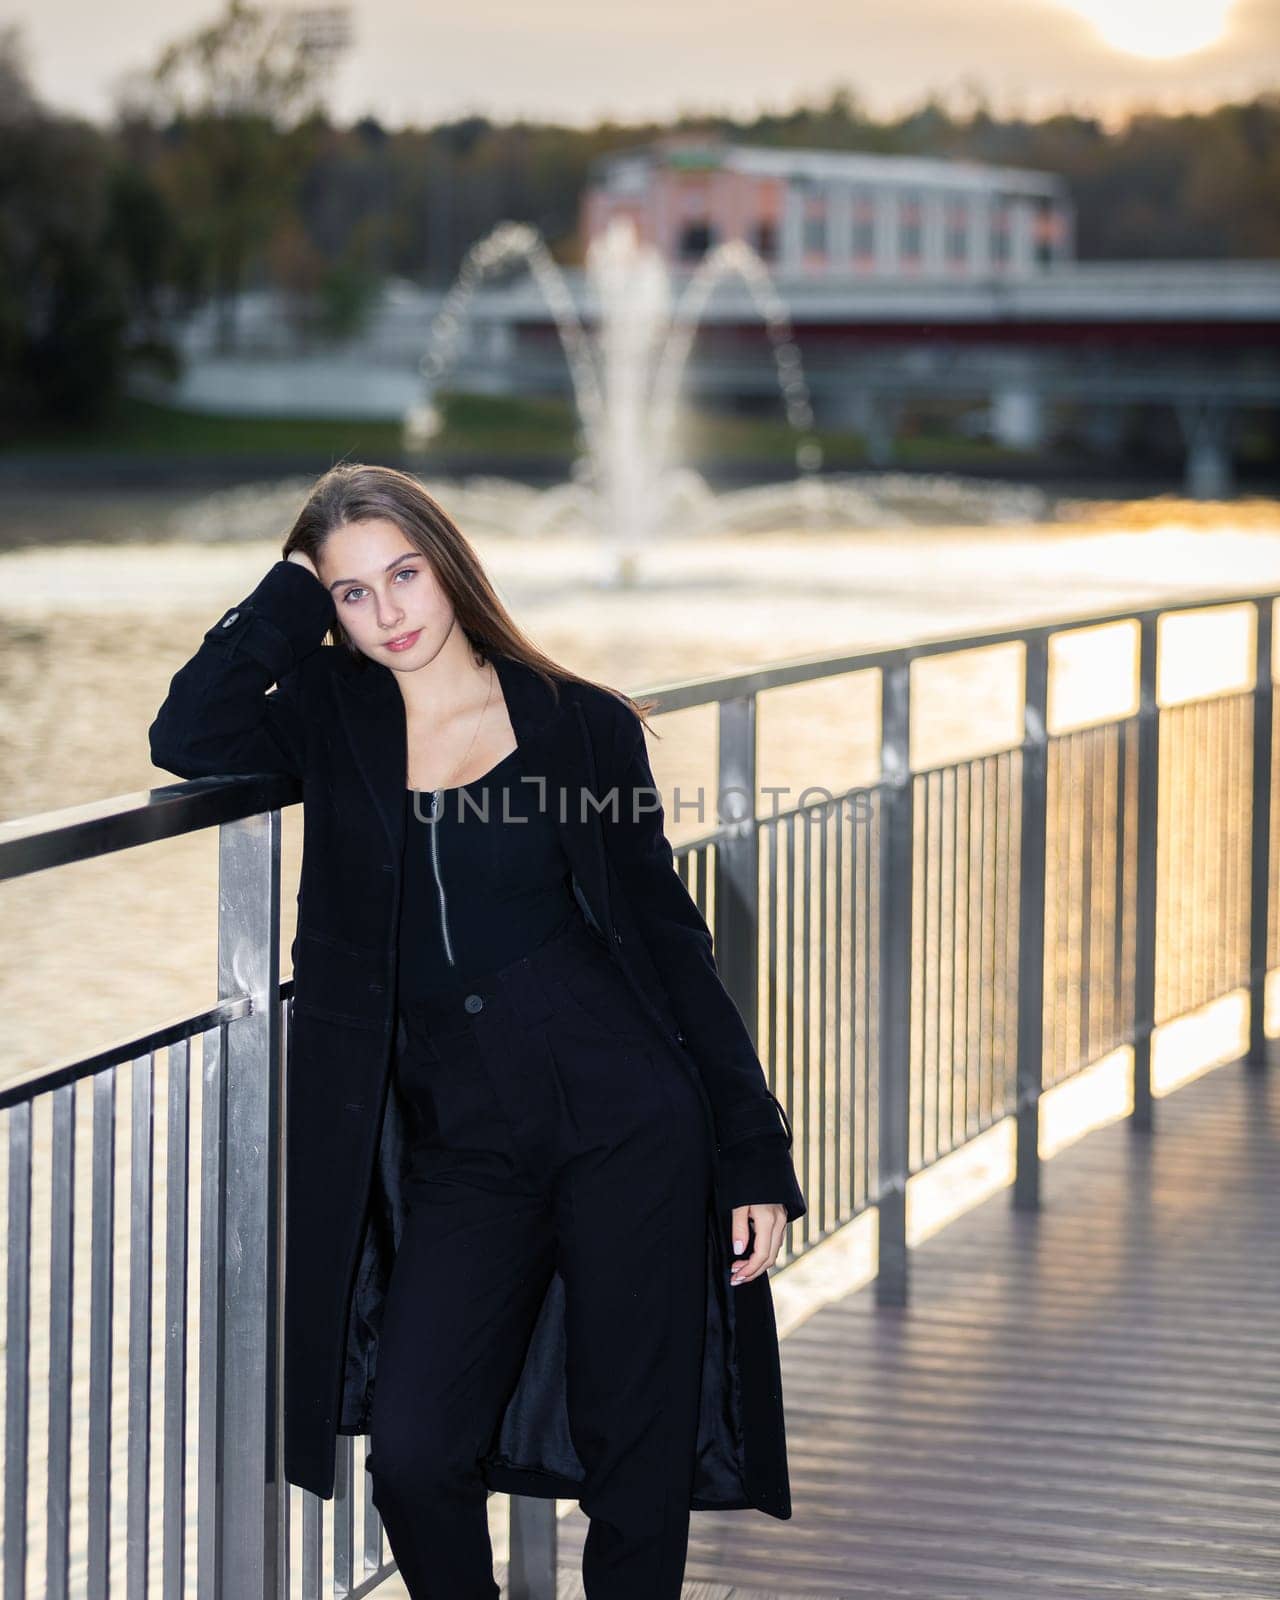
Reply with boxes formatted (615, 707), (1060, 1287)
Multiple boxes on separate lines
(957, 761), (973, 1148)
(1112, 721), (1130, 1060)
(46, 1081), (75, 1600)
(930, 766), (942, 1160)
(127, 1052), (155, 1600)
(1225, 694), (1240, 997)
(162, 1040), (191, 1600)
(784, 812), (798, 1248)
(362, 1451), (381, 1576)
(1249, 599), (1274, 1065)
(863, 788), (876, 1207)
(1209, 697), (1222, 998)
(1065, 731), (1081, 1075)
(715, 691), (761, 1138)
(832, 794), (844, 1223)
(1041, 740), (1057, 1092)
(994, 749), (1010, 1112)
(966, 759), (981, 1141)
(87, 1070), (116, 1600)
(977, 753), (988, 1125)
(333, 1435), (354, 1595)
(300, 1491), (322, 1600)
(509, 1492), (557, 1600)
(996, 748), (1012, 1112)
(800, 794), (812, 1238)
(948, 762), (962, 1156)
(161, 1036), (191, 1600)
(1192, 700), (1204, 1013)
(4, 1102), (32, 1600)
(1014, 635), (1049, 1211)
(947, 764), (960, 1152)
(277, 995), (292, 1600)
(1177, 702), (1189, 1023)
(198, 1024), (227, 1599)
(994, 748), (1008, 1114)
(1164, 704), (1179, 1027)
(1101, 724), (1118, 1056)
(766, 817), (779, 1116)
(1081, 730), (1098, 1065)
(918, 769), (932, 1173)
(985, 752), (998, 1119)
(937, 766), (949, 1156)
(877, 658), (912, 1305)
(1235, 692), (1250, 991)
(1228, 694), (1242, 995)
(1133, 615), (1161, 1129)
(816, 793), (829, 1231)
(1099, 723), (1112, 1052)
(1212, 696), (1226, 1003)
(986, 750), (999, 1110)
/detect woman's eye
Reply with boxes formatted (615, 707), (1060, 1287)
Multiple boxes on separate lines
(341, 567), (415, 604)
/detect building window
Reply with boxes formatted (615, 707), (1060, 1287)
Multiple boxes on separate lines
(678, 220), (715, 260)
(899, 191), (922, 260)
(945, 200), (968, 263)
(990, 203), (1010, 264)
(853, 191), (875, 256)
(802, 210), (827, 254)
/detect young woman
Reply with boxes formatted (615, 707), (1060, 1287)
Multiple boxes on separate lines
(149, 463), (806, 1600)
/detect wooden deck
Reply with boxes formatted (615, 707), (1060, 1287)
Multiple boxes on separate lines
(550, 1054), (1280, 1599)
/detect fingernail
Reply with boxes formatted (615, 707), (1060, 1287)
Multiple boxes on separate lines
(733, 1239), (745, 1253)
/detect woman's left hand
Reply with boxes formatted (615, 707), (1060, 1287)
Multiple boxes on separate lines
(728, 1202), (788, 1285)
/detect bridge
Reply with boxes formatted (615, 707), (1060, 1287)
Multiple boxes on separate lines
(146, 260), (1280, 500)
(1, 587), (1277, 1598)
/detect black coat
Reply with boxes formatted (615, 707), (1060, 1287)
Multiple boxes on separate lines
(149, 559), (807, 1517)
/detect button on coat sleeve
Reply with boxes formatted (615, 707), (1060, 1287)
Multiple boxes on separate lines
(148, 559), (337, 782)
(600, 708), (806, 1223)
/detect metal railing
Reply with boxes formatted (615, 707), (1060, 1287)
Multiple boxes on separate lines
(1, 588), (1274, 1598)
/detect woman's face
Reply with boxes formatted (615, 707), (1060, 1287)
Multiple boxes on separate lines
(315, 518), (454, 668)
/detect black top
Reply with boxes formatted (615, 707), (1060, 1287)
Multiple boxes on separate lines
(396, 745), (580, 1009)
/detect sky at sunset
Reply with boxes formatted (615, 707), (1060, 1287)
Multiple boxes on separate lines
(6, 0), (1278, 129)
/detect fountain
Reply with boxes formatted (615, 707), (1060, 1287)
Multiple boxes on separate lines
(398, 217), (1052, 578)
(402, 217), (833, 585)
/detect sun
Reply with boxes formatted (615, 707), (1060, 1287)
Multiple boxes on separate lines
(1055, 0), (1234, 59)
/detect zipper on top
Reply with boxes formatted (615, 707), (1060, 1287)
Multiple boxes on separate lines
(426, 788), (455, 965)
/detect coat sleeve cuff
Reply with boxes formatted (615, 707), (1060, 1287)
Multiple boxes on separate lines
(203, 559), (337, 680)
(717, 1133), (807, 1223)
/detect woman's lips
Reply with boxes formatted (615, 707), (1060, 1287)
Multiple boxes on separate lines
(384, 629), (422, 652)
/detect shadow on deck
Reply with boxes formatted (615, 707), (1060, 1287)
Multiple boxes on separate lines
(548, 1054), (1279, 1599)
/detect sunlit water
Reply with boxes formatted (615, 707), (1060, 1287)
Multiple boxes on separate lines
(3, 489), (1280, 1083)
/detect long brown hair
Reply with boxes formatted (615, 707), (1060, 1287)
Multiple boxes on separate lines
(281, 462), (661, 735)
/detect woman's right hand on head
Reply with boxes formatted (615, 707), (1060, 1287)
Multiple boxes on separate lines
(286, 549), (320, 581)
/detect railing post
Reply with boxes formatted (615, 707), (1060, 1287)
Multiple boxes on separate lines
(1014, 635), (1049, 1211)
(508, 1495), (557, 1600)
(1248, 600), (1273, 1068)
(1132, 615), (1160, 1132)
(715, 693), (760, 1043)
(877, 658), (912, 1306)
(208, 809), (283, 1599)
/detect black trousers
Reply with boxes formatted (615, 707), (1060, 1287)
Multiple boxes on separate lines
(367, 911), (713, 1600)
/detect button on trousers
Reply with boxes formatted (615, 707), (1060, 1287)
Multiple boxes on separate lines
(367, 911), (713, 1599)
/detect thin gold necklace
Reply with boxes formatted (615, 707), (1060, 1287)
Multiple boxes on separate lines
(437, 660), (495, 791)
